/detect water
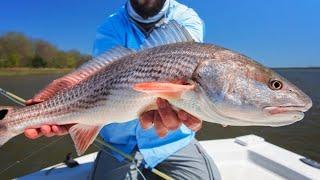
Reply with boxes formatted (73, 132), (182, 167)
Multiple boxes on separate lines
(0, 69), (319, 179)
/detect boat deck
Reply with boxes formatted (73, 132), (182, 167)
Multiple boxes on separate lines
(19, 135), (320, 180)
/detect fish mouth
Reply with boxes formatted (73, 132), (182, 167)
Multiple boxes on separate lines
(263, 106), (310, 115)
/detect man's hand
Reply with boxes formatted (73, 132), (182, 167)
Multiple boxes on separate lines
(24, 99), (73, 139)
(140, 98), (202, 137)
(25, 98), (44, 106)
(24, 98), (202, 139)
(24, 124), (72, 139)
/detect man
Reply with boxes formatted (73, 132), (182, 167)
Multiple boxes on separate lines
(24, 0), (220, 179)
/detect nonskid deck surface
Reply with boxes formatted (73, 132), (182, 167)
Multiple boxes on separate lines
(19, 135), (320, 180)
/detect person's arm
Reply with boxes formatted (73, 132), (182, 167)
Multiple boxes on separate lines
(175, 5), (205, 43)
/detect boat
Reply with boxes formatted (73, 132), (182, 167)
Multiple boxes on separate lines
(18, 134), (320, 180)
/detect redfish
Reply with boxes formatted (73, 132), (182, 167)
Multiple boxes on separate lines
(0, 21), (312, 155)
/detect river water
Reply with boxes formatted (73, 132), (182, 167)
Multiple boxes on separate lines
(0, 68), (319, 178)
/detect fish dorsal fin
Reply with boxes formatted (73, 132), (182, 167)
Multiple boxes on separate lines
(30, 47), (134, 103)
(78, 46), (134, 73)
(69, 124), (102, 156)
(140, 20), (194, 50)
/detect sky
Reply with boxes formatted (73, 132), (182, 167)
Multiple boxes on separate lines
(0, 0), (319, 67)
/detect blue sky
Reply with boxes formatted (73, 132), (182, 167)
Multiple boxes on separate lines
(1, 0), (319, 67)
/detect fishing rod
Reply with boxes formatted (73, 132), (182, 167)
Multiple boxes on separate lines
(94, 138), (174, 180)
(0, 88), (26, 106)
(0, 87), (174, 180)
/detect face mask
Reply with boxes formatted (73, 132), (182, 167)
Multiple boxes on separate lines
(126, 0), (170, 24)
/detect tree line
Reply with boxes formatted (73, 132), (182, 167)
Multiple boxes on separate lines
(0, 32), (91, 68)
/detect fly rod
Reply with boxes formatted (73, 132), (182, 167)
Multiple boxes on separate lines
(95, 138), (174, 180)
(0, 88), (26, 106)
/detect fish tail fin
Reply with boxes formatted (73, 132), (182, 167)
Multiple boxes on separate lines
(0, 106), (18, 146)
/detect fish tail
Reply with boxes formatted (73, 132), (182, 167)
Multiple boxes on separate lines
(0, 106), (18, 146)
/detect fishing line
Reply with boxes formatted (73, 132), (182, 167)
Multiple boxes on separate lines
(94, 139), (174, 180)
(0, 136), (65, 175)
(93, 141), (147, 180)
(135, 166), (147, 180)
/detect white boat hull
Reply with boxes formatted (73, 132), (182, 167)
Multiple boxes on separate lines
(18, 135), (320, 180)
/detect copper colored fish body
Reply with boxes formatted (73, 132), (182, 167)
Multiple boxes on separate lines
(0, 21), (312, 155)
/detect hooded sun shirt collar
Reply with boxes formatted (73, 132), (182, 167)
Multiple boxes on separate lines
(126, 0), (170, 24)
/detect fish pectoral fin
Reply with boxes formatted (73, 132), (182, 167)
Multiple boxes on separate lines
(133, 82), (195, 99)
(68, 124), (102, 156)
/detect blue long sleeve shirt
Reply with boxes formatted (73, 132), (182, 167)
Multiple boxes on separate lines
(93, 0), (204, 168)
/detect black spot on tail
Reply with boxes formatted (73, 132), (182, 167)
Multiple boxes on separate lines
(0, 109), (8, 120)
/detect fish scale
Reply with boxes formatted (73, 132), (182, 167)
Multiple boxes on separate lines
(6, 43), (203, 129)
(0, 21), (311, 155)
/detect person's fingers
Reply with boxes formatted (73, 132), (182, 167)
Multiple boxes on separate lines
(40, 125), (54, 137)
(139, 110), (155, 129)
(178, 110), (202, 132)
(24, 128), (43, 139)
(51, 125), (69, 136)
(156, 98), (181, 130)
(25, 98), (44, 106)
(154, 111), (168, 137)
(25, 99), (33, 106)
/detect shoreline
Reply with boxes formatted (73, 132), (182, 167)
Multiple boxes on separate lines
(0, 68), (72, 76)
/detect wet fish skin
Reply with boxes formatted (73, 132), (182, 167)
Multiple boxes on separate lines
(0, 42), (312, 155)
(0, 43), (211, 154)
(192, 49), (312, 126)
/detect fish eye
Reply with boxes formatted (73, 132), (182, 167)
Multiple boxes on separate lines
(269, 79), (283, 90)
